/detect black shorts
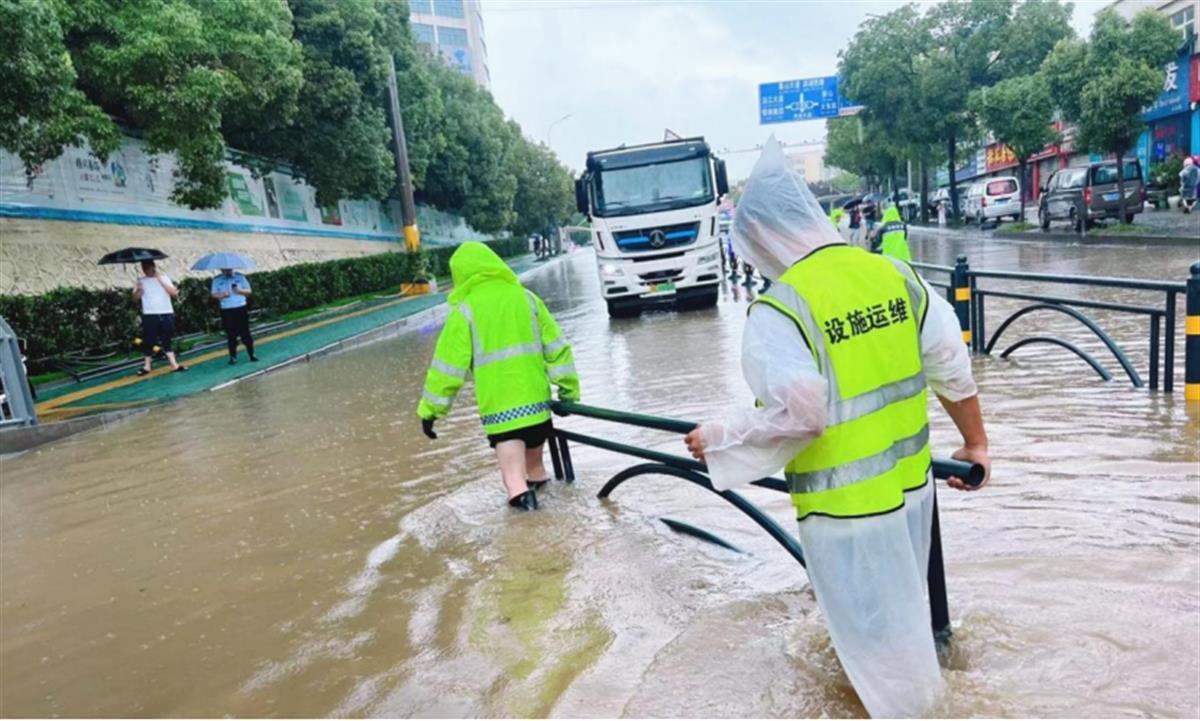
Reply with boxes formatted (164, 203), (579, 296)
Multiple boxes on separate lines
(487, 419), (553, 449)
(141, 313), (176, 355)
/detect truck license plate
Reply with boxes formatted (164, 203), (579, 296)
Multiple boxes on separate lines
(647, 282), (676, 295)
(1103, 192), (1119, 202)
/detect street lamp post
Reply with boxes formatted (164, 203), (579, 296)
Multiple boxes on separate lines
(546, 113), (573, 147)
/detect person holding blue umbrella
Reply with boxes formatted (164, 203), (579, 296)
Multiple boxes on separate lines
(194, 253), (258, 365)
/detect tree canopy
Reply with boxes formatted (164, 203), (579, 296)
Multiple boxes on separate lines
(837, 0), (1074, 217)
(0, 0), (576, 237)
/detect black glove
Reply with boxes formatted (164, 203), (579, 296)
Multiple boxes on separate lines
(421, 418), (437, 440)
(551, 399), (573, 417)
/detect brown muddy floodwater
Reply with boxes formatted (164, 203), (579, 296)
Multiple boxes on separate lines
(2, 237), (1198, 718)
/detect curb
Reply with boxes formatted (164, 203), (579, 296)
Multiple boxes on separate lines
(0, 408), (148, 456)
(992, 229), (1198, 246)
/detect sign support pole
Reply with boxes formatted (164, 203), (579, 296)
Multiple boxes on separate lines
(386, 53), (421, 252)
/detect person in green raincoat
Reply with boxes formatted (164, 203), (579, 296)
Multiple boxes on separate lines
(417, 242), (580, 510)
(870, 204), (912, 262)
(830, 206), (845, 230)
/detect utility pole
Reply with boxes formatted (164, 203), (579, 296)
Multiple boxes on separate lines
(386, 53), (420, 252)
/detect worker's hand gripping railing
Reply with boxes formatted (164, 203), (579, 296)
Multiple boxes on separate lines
(547, 400), (983, 646)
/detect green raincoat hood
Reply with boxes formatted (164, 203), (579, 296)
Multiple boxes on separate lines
(880, 205), (902, 224)
(448, 241), (520, 303)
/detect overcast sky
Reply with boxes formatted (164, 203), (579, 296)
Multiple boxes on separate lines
(482, 0), (1111, 181)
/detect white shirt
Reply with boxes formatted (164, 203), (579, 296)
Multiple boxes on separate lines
(703, 275), (977, 490)
(137, 275), (175, 315)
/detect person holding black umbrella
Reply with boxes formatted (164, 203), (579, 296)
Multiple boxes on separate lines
(132, 259), (187, 375)
(211, 268), (257, 364)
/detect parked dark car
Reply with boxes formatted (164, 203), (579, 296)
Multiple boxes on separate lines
(1038, 159), (1144, 232)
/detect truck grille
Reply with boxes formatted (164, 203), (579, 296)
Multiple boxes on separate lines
(638, 269), (683, 283)
(613, 222), (701, 252)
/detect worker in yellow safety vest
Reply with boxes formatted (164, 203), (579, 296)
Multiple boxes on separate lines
(830, 206), (845, 230)
(870, 204), (912, 261)
(683, 137), (991, 718)
(417, 242), (580, 510)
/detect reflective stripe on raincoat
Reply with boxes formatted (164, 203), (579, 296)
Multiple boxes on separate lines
(417, 242), (579, 434)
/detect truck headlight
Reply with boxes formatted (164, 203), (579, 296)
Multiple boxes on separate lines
(601, 262), (622, 277)
(698, 250), (720, 264)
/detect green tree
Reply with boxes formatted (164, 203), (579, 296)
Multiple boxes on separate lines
(842, 0), (1073, 220)
(508, 132), (574, 237)
(233, 0), (399, 207)
(418, 64), (518, 233)
(970, 73), (1060, 222)
(1042, 8), (1178, 222)
(0, 0), (119, 172)
(824, 116), (902, 191)
(55, 0), (304, 208)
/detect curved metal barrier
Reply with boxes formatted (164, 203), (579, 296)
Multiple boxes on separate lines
(599, 462), (808, 567)
(1000, 336), (1113, 381)
(983, 303), (1142, 387)
(547, 400), (983, 643)
(914, 256), (1195, 393)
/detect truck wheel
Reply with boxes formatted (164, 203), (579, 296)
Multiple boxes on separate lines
(606, 300), (639, 319)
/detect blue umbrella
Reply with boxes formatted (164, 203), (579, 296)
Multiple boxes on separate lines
(191, 252), (256, 271)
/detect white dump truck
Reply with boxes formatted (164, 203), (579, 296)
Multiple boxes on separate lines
(575, 137), (729, 317)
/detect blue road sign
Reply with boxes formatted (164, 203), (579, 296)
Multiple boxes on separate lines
(759, 76), (863, 124)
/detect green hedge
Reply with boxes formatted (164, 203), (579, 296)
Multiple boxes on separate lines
(0, 238), (530, 374)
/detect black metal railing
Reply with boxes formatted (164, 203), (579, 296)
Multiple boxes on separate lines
(913, 257), (1198, 393)
(547, 400), (983, 645)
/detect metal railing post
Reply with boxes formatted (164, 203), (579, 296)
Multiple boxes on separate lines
(549, 433), (564, 480)
(1186, 262), (1200, 403)
(0, 316), (37, 428)
(927, 489), (951, 645)
(1150, 315), (1161, 391)
(953, 255), (972, 347)
(1166, 291), (1177, 394)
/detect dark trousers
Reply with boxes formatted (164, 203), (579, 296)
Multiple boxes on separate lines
(141, 313), (175, 355)
(220, 306), (254, 358)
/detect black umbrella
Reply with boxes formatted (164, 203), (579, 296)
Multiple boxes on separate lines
(841, 198), (863, 210)
(97, 248), (168, 265)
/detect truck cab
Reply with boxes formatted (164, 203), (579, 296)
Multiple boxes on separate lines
(576, 137), (729, 318)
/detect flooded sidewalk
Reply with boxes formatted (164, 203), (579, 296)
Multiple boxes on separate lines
(1, 242), (1197, 717)
(30, 253), (556, 425)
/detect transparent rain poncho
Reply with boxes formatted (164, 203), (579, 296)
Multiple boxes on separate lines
(700, 137), (977, 718)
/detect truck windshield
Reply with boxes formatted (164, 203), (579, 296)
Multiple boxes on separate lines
(594, 157), (713, 217)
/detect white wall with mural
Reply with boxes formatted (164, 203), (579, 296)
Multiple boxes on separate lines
(0, 136), (485, 244)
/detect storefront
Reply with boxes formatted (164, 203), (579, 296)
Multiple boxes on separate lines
(1136, 43), (1195, 175)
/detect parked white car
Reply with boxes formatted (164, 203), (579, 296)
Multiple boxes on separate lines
(964, 177), (1022, 223)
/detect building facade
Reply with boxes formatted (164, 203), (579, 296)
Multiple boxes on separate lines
(786, 144), (834, 183)
(409, 0), (491, 89)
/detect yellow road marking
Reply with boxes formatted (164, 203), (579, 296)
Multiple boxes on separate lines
(37, 295), (419, 413)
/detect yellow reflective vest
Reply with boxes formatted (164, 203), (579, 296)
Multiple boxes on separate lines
(752, 244), (930, 520)
(873, 206), (912, 262)
(417, 242), (579, 434)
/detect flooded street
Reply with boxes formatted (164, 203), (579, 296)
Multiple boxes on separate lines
(2, 239), (1198, 718)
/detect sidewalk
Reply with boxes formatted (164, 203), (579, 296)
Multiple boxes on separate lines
(33, 252), (556, 423)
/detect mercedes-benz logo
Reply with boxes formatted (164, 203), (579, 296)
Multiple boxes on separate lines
(648, 230), (666, 248)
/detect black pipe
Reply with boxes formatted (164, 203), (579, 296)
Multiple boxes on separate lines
(984, 303), (1143, 388)
(552, 404), (984, 486)
(598, 462), (807, 567)
(1001, 336), (1113, 381)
